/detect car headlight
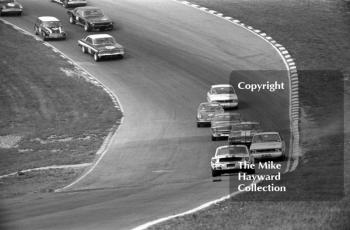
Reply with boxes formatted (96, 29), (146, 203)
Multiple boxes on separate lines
(19, 5), (23, 9)
(211, 159), (217, 164)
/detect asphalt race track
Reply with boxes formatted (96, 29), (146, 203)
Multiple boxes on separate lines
(1, 0), (290, 229)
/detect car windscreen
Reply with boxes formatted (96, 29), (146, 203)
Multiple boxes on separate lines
(93, 37), (115, 45)
(233, 123), (260, 130)
(199, 104), (221, 112)
(212, 86), (235, 94)
(83, 9), (103, 17)
(253, 134), (281, 143)
(217, 146), (248, 155)
(43, 21), (62, 27)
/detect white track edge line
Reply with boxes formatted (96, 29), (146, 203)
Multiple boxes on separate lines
(132, 180), (261, 230)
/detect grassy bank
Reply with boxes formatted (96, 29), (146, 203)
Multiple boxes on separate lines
(0, 22), (122, 198)
(150, 0), (350, 229)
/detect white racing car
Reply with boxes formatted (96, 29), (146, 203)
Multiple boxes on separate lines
(207, 84), (238, 109)
(250, 132), (285, 160)
(211, 145), (255, 177)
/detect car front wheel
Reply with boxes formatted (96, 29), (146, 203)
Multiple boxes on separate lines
(69, 16), (75, 24)
(82, 46), (87, 53)
(93, 53), (99, 62)
(84, 23), (90, 32)
(42, 32), (47, 41)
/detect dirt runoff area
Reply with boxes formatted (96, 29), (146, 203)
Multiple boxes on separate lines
(0, 22), (122, 198)
(149, 0), (350, 229)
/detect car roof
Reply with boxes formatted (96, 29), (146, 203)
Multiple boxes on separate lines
(199, 102), (221, 106)
(233, 121), (260, 125)
(76, 6), (100, 10)
(215, 145), (249, 155)
(254, 132), (279, 135)
(87, 34), (113, 39)
(217, 145), (248, 150)
(211, 84), (233, 88)
(38, 16), (60, 22)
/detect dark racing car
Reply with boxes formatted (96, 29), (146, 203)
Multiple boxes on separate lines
(34, 16), (66, 41)
(0, 0), (22, 16)
(228, 121), (262, 146)
(68, 6), (113, 31)
(78, 34), (124, 61)
(196, 102), (224, 127)
(211, 112), (242, 141)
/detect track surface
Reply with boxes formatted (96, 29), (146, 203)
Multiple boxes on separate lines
(1, 0), (290, 229)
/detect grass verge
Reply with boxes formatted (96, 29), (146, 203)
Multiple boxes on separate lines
(0, 21), (122, 198)
(149, 0), (350, 229)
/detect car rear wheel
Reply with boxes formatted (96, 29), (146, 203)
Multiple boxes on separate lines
(69, 16), (75, 24)
(93, 53), (100, 62)
(212, 170), (220, 177)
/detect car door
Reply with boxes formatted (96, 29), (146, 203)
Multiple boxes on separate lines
(85, 37), (94, 54)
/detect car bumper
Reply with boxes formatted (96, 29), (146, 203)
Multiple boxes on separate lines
(47, 33), (66, 39)
(212, 131), (230, 138)
(211, 162), (253, 171)
(228, 138), (252, 145)
(98, 51), (124, 58)
(197, 119), (212, 125)
(219, 102), (238, 108)
(92, 24), (113, 30)
(251, 151), (283, 159)
(1, 8), (22, 13)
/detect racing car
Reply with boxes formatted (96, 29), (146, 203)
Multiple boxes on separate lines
(250, 132), (285, 160)
(211, 111), (242, 141)
(68, 6), (113, 31)
(78, 34), (124, 61)
(196, 102), (224, 127)
(228, 121), (262, 146)
(211, 145), (255, 177)
(51, 0), (87, 8)
(207, 84), (239, 109)
(0, 0), (23, 16)
(34, 16), (66, 41)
